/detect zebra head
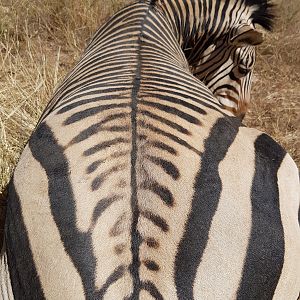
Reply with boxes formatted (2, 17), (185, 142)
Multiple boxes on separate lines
(186, 0), (275, 118)
(191, 24), (265, 118)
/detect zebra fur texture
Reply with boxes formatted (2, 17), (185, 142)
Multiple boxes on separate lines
(1, 0), (299, 299)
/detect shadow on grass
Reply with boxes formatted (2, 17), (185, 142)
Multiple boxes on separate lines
(0, 189), (7, 250)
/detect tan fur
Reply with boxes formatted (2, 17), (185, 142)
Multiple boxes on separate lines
(0, 241), (14, 300)
(12, 146), (86, 299)
(193, 127), (257, 298)
(274, 154), (300, 299)
(2, 1), (298, 299)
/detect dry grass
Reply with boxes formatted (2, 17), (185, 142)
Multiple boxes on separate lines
(0, 0), (131, 188)
(0, 0), (299, 244)
(0, 0), (131, 246)
(244, 0), (300, 164)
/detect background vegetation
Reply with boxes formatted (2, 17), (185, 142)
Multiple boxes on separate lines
(0, 0), (299, 244)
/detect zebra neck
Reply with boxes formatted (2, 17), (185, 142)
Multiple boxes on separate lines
(153, 0), (204, 50)
(152, 0), (248, 64)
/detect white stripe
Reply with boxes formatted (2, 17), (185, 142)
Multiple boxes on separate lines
(273, 154), (300, 299)
(193, 127), (256, 299)
(13, 144), (85, 299)
(0, 240), (14, 300)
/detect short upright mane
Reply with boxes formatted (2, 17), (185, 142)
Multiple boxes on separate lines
(245, 0), (275, 31)
(148, 0), (275, 31)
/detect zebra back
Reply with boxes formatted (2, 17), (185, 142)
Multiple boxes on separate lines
(2, 1), (299, 299)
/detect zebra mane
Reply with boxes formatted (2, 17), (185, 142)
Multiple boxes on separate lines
(149, 0), (158, 5)
(245, 0), (275, 31)
(148, 0), (275, 31)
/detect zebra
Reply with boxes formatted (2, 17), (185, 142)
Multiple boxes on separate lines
(178, 0), (271, 118)
(192, 34), (259, 118)
(1, 0), (300, 299)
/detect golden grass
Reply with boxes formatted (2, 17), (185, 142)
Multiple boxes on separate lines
(0, 0), (132, 245)
(0, 0), (299, 244)
(0, 0), (131, 191)
(244, 0), (300, 164)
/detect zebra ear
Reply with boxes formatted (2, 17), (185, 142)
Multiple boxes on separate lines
(230, 27), (264, 47)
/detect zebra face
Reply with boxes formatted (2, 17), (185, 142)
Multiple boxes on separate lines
(192, 25), (264, 118)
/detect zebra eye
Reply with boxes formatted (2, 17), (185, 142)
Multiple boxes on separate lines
(238, 65), (250, 76)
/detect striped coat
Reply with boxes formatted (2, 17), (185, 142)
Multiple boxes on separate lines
(1, 0), (299, 299)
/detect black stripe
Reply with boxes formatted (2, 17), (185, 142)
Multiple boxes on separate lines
(104, 125), (130, 132)
(87, 160), (103, 174)
(213, 83), (239, 96)
(149, 140), (178, 156)
(129, 5), (152, 299)
(175, 117), (240, 300)
(138, 120), (202, 155)
(57, 63), (134, 95)
(140, 99), (201, 125)
(83, 138), (129, 156)
(86, 151), (129, 174)
(91, 163), (127, 191)
(57, 95), (127, 114)
(59, 51), (135, 84)
(71, 113), (129, 144)
(140, 109), (190, 135)
(5, 183), (45, 300)
(237, 134), (286, 299)
(141, 281), (164, 300)
(142, 76), (212, 99)
(203, 50), (234, 86)
(141, 210), (169, 232)
(129, 74), (141, 299)
(92, 166), (125, 190)
(110, 213), (126, 237)
(64, 103), (130, 125)
(89, 5), (146, 45)
(90, 196), (121, 230)
(145, 9), (180, 54)
(142, 180), (174, 207)
(96, 265), (126, 299)
(146, 155), (180, 180)
(29, 122), (97, 298)
(141, 94), (206, 117)
(145, 237), (160, 249)
(58, 86), (129, 106)
(141, 72), (214, 98)
(142, 26), (177, 52)
(143, 260), (160, 271)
